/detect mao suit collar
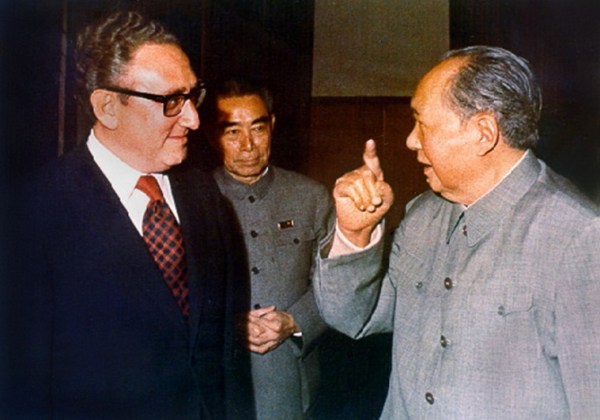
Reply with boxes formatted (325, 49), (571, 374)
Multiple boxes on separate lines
(213, 165), (275, 201)
(460, 150), (541, 247)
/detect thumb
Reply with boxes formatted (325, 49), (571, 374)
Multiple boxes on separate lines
(363, 139), (384, 181)
(251, 305), (276, 318)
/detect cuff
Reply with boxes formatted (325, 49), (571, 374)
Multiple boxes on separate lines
(329, 220), (384, 257)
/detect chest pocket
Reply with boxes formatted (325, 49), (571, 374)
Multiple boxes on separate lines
(469, 284), (534, 318)
(274, 226), (316, 247)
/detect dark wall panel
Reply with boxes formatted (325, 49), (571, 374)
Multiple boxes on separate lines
(309, 98), (428, 231)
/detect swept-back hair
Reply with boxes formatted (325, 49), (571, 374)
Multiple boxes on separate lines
(441, 46), (542, 149)
(75, 10), (180, 118)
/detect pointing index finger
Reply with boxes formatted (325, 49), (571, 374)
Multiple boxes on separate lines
(363, 139), (384, 181)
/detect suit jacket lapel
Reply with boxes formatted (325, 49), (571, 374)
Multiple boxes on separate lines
(169, 169), (206, 343)
(69, 147), (190, 335)
(170, 168), (235, 351)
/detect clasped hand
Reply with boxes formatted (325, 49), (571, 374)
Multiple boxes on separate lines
(334, 139), (394, 247)
(237, 306), (298, 354)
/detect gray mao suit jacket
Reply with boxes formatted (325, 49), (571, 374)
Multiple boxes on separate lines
(214, 165), (334, 419)
(314, 151), (600, 419)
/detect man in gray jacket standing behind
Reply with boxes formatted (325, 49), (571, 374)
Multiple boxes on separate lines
(206, 80), (334, 419)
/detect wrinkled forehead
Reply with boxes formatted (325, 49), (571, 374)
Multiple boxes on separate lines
(412, 58), (464, 110)
(216, 95), (270, 122)
(119, 43), (197, 90)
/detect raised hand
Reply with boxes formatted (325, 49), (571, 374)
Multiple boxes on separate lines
(333, 139), (394, 247)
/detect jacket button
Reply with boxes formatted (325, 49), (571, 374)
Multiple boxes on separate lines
(440, 335), (448, 348)
(248, 195), (256, 203)
(293, 238), (300, 244)
(250, 230), (258, 238)
(415, 281), (423, 289)
(251, 267), (260, 274)
(497, 305), (506, 316)
(425, 392), (434, 404)
(444, 277), (453, 289)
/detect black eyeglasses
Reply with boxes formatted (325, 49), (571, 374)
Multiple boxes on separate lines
(102, 83), (206, 117)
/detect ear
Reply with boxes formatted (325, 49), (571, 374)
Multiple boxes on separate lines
(270, 113), (276, 131)
(473, 112), (499, 156)
(90, 89), (119, 130)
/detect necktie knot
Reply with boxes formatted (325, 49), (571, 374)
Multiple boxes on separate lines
(136, 175), (164, 202)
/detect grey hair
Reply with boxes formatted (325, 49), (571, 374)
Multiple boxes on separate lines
(75, 10), (180, 118)
(441, 46), (542, 149)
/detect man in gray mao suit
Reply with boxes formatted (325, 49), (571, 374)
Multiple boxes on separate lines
(314, 46), (600, 418)
(205, 80), (334, 419)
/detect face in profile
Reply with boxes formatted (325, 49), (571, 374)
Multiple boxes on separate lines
(405, 58), (481, 204)
(215, 94), (275, 184)
(106, 43), (200, 173)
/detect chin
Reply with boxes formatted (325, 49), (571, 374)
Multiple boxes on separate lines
(235, 165), (262, 176)
(164, 151), (187, 169)
(427, 180), (443, 195)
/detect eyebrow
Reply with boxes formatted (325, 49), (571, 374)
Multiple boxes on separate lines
(163, 81), (200, 96)
(252, 116), (271, 125)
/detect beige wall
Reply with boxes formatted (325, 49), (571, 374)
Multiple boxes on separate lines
(312, 0), (449, 97)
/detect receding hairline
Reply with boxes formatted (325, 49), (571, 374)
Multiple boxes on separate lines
(412, 57), (467, 112)
(113, 42), (195, 87)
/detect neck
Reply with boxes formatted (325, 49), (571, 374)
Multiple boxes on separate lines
(461, 147), (527, 206)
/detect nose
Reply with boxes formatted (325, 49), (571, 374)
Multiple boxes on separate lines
(406, 124), (421, 151)
(178, 99), (200, 130)
(238, 130), (254, 151)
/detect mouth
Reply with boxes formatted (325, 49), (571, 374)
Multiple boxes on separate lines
(420, 162), (433, 179)
(169, 129), (189, 141)
(168, 135), (188, 144)
(417, 158), (431, 169)
(236, 158), (260, 165)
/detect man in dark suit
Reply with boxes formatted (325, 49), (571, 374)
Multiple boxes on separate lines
(3, 11), (252, 418)
(204, 80), (334, 419)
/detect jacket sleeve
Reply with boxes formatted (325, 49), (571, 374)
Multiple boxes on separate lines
(285, 183), (334, 352)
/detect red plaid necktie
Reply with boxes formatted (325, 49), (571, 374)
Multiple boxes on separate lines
(136, 175), (190, 319)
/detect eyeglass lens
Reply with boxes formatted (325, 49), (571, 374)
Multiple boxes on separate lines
(164, 86), (206, 117)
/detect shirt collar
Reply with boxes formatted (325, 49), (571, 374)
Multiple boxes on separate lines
(86, 129), (169, 202)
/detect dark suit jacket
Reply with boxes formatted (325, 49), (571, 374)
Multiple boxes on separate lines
(3, 145), (254, 419)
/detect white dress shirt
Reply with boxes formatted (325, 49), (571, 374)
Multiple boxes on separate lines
(86, 130), (179, 235)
